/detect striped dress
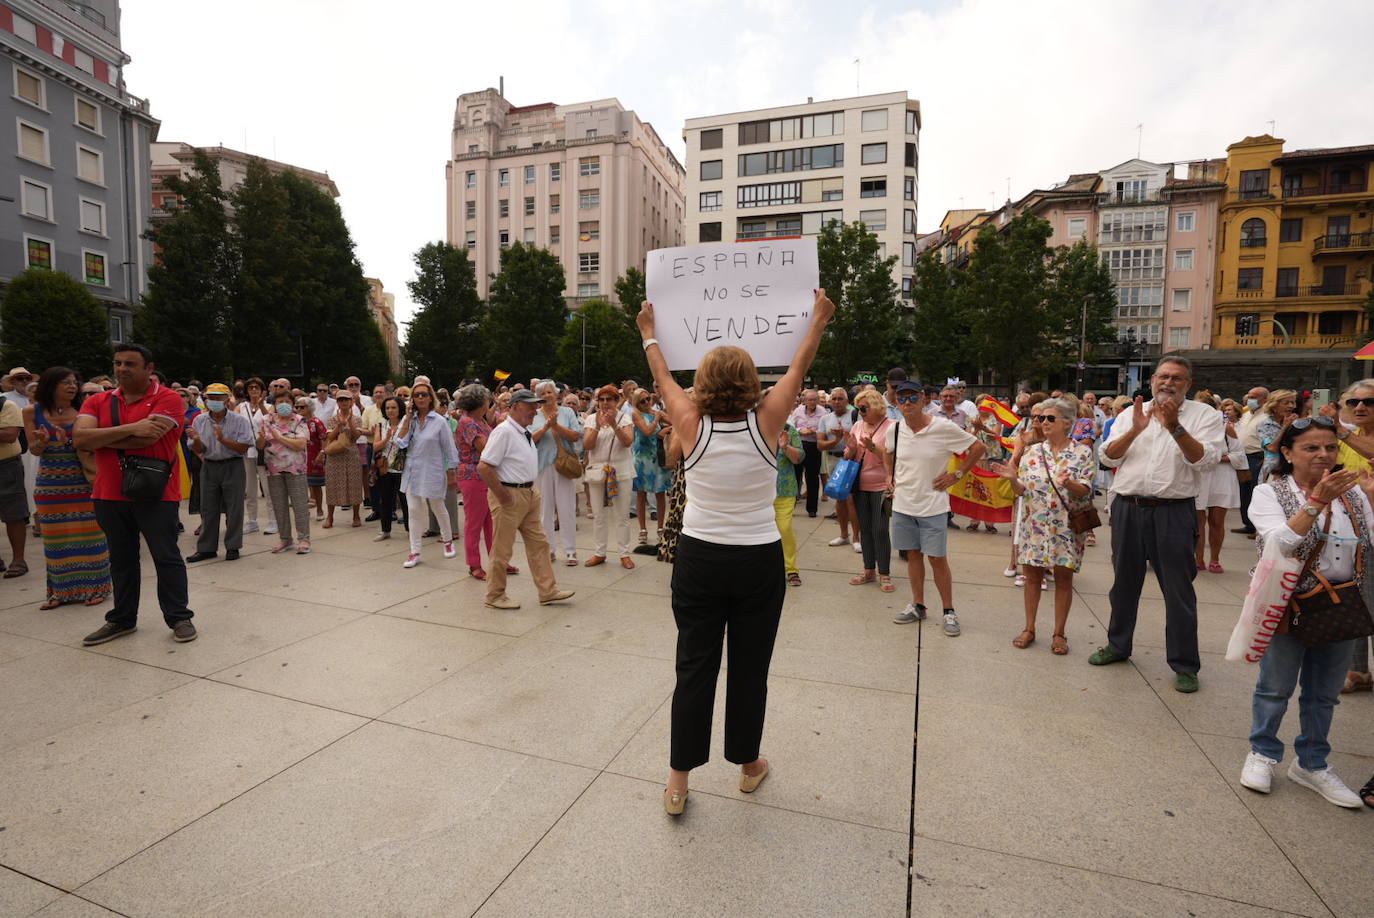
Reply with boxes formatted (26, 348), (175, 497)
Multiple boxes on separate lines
(34, 406), (111, 605)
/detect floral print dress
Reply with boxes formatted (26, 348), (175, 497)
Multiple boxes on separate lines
(1015, 441), (1094, 571)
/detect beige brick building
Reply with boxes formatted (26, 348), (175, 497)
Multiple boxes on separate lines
(446, 89), (685, 305)
(364, 277), (401, 376)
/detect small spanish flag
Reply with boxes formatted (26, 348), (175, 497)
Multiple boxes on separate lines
(493, 369), (511, 381)
(977, 395), (1020, 430)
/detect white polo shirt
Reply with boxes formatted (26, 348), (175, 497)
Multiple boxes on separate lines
(481, 416), (538, 484)
(886, 416), (977, 518)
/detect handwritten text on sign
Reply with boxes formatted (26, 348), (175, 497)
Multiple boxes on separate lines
(645, 238), (819, 370)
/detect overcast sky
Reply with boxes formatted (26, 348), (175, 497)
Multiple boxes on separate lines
(122, 0), (1371, 335)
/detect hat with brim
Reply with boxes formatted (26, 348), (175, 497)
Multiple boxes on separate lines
(509, 390), (543, 405)
(894, 380), (923, 395)
(204, 383), (232, 396)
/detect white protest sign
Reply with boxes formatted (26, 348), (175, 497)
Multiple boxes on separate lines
(645, 238), (819, 370)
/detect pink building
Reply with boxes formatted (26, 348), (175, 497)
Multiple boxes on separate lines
(445, 89), (685, 305)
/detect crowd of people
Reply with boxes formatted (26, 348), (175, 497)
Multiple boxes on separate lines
(9, 320), (1374, 817)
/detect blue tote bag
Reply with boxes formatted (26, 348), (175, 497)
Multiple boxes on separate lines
(824, 457), (860, 501)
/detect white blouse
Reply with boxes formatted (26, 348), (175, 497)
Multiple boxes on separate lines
(1250, 479), (1372, 584)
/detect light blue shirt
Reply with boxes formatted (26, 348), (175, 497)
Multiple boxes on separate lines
(530, 405), (582, 472)
(396, 412), (458, 499)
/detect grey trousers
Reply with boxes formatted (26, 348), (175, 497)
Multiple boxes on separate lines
(267, 472), (311, 542)
(1106, 498), (1201, 674)
(197, 458), (246, 553)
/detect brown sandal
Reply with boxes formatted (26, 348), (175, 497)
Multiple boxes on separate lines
(40, 597), (62, 610)
(849, 571), (876, 585)
(1051, 633), (1069, 655)
(1012, 629), (1035, 649)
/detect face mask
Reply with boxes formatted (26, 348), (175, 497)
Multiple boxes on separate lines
(276, 403), (293, 417)
(1246, 399), (1259, 411)
(205, 399), (226, 412)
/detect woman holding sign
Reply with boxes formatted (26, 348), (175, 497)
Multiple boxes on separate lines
(637, 289), (835, 816)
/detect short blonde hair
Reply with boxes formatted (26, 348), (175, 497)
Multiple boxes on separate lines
(1264, 389), (1297, 415)
(854, 389), (885, 416)
(692, 346), (761, 416)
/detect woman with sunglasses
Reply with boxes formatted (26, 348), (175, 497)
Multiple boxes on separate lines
(1241, 415), (1372, 808)
(1257, 389), (1298, 483)
(1331, 379), (1374, 696)
(845, 389), (895, 591)
(395, 383), (459, 568)
(990, 398), (1093, 655)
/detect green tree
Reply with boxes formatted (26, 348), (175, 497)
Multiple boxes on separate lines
(958, 214), (1054, 388)
(812, 219), (904, 385)
(1, 268), (112, 379)
(135, 150), (234, 382)
(613, 266), (646, 327)
(481, 243), (567, 379)
(1045, 240), (1118, 373)
(557, 299), (645, 387)
(404, 241), (484, 381)
(909, 250), (970, 385)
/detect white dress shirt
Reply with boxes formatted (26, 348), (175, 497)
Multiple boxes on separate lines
(1100, 398), (1224, 499)
(481, 416), (538, 484)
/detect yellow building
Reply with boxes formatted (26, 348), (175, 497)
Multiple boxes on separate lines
(1209, 134), (1373, 389)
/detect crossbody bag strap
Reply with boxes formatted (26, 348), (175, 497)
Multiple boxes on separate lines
(1338, 490), (1366, 577)
(1292, 508), (1334, 597)
(109, 392), (126, 462)
(1041, 443), (1071, 508)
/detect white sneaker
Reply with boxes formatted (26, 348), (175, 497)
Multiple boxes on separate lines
(1288, 762), (1362, 808)
(852, 542), (862, 553)
(942, 612), (961, 637)
(243, 520), (259, 534)
(828, 536), (849, 547)
(263, 521), (278, 535)
(373, 532), (391, 542)
(1240, 752), (1277, 793)
(1002, 567), (1016, 577)
(443, 541), (457, 559)
(403, 554), (421, 569)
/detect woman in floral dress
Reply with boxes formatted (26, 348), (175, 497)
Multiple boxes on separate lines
(991, 397), (1094, 655)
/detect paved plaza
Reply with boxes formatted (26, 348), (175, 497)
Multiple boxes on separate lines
(0, 504), (1371, 917)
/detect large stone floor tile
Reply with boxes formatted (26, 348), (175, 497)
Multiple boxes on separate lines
(209, 614), (508, 717)
(768, 586), (922, 693)
(473, 772), (908, 918)
(608, 673), (911, 831)
(0, 575), (50, 611)
(0, 679), (363, 889)
(0, 866), (63, 917)
(0, 600), (107, 646)
(378, 579), (566, 635)
(0, 647), (192, 753)
(385, 639), (673, 768)
(0, 631), (56, 663)
(523, 586), (679, 660)
(248, 554), (467, 612)
(913, 698), (1326, 915)
(1195, 733), (1372, 918)
(29, 895), (125, 916)
(1072, 591), (1246, 658)
(77, 722), (596, 918)
(84, 587), (365, 677)
(182, 546), (358, 592)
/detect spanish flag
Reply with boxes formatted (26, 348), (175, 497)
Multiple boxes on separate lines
(493, 369), (511, 381)
(977, 395), (1019, 429)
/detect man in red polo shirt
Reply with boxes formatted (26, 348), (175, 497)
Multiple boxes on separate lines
(74, 344), (197, 645)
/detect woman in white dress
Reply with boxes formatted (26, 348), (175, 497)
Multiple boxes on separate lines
(1194, 392), (1242, 572)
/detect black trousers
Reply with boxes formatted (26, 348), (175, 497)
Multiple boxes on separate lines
(1106, 498), (1199, 673)
(94, 499), (192, 630)
(1238, 452), (1263, 530)
(372, 471), (407, 533)
(792, 441), (822, 515)
(670, 535), (785, 771)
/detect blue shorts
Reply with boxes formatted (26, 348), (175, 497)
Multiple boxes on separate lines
(890, 510), (948, 557)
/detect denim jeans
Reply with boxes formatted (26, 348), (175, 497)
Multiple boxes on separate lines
(1250, 634), (1355, 770)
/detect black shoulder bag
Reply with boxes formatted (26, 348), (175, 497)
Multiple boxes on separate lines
(110, 394), (173, 501)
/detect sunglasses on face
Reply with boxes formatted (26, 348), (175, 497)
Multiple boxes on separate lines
(1032, 415), (1062, 423)
(896, 395), (921, 404)
(1345, 398), (1374, 408)
(1290, 416), (1336, 431)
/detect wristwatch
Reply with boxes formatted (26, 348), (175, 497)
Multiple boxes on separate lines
(1169, 425), (1187, 439)
(953, 470), (965, 480)
(1303, 503), (1321, 517)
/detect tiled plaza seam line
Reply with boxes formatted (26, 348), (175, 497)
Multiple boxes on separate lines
(1074, 585), (1338, 918)
(0, 864), (138, 917)
(467, 688), (678, 917)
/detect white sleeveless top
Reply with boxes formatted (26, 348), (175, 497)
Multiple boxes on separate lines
(682, 411), (779, 545)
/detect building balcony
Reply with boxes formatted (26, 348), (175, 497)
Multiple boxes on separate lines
(1283, 182), (1368, 198)
(1314, 231), (1374, 254)
(1213, 332), (1363, 350)
(1307, 284), (1361, 297)
(1099, 192), (1165, 206)
(1232, 189), (1275, 202)
(736, 228), (803, 240)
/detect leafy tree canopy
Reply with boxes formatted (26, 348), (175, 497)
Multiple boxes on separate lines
(1, 268), (112, 380)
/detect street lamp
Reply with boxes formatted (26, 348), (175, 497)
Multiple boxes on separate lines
(569, 310), (596, 388)
(1075, 294), (1090, 394)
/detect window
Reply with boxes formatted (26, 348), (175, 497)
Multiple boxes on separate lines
(1279, 218), (1303, 243)
(700, 160), (722, 181)
(524, 227), (535, 244)
(860, 177), (886, 198)
(1276, 266), (1299, 297)
(801, 210), (843, 235)
(18, 121), (49, 165)
(1113, 179), (1149, 203)
(578, 283), (599, 297)
(498, 169), (509, 187)
(579, 190), (600, 209)
(75, 98), (100, 134)
(25, 235), (52, 269)
(1116, 285), (1164, 316)
(904, 143), (916, 169)
(858, 209), (886, 231)
(465, 200), (476, 219)
(699, 191), (722, 211)
(549, 194), (560, 214)
(549, 226), (560, 244)
(1168, 327), (1191, 348)
(1239, 169), (1269, 198)
(1318, 311), (1345, 335)
(1240, 218), (1267, 247)
(73, 48), (94, 75)
(903, 241), (915, 267)
(821, 183), (843, 201)
(79, 197), (105, 234)
(699, 222), (721, 243)
(1099, 209), (1166, 243)
(498, 199), (509, 218)
(1105, 247), (1165, 281)
(524, 197), (535, 216)
(1237, 267), (1263, 290)
(14, 67), (43, 108)
(903, 210), (916, 234)
(11, 14), (35, 43)
(77, 145), (103, 184)
(904, 176), (915, 201)
(550, 163), (561, 182)
(1067, 217), (1087, 240)
(524, 165), (536, 184)
(1175, 210), (1195, 232)
(737, 111), (844, 145)
(83, 251), (106, 286)
(1171, 289), (1192, 311)
(467, 144), (478, 154)
(737, 181), (801, 208)
(579, 221), (599, 240)
(861, 143), (887, 165)
(498, 230), (510, 248)
(465, 231), (476, 249)
(902, 277), (913, 298)
(700, 128), (722, 150)
(108, 315), (125, 342)
(737, 143), (844, 177)
(1173, 249), (1193, 271)
(584, 129), (597, 138)
(579, 253), (600, 272)
(861, 109), (888, 132)
(20, 178), (51, 220)
(464, 171), (476, 189)
(905, 110), (918, 135)
(739, 220), (766, 238)
(578, 156), (600, 177)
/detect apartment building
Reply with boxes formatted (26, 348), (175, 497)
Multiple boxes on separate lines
(1, 0), (159, 342)
(683, 91), (920, 298)
(364, 277), (400, 375)
(150, 142), (340, 210)
(445, 89), (685, 305)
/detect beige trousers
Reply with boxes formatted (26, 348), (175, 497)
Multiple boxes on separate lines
(485, 487), (558, 603)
